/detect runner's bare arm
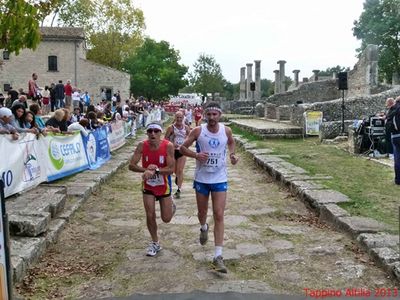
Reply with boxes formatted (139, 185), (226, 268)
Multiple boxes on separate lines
(180, 127), (208, 163)
(164, 125), (173, 141)
(128, 142), (147, 173)
(226, 126), (239, 165)
(179, 127), (200, 159)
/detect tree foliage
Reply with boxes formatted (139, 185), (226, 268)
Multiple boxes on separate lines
(318, 65), (350, 77)
(0, 0), (58, 55)
(189, 54), (225, 98)
(261, 79), (274, 98)
(122, 38), (188, 100)
(353, 0), (400, 81)
(52, 0), (145, 69)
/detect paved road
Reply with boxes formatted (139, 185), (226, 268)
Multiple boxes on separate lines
(17, 144), (398, 299)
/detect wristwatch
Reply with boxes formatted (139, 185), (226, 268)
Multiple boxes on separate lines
(155, 168), (160, 175)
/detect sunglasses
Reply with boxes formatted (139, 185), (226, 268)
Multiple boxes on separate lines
(147, 129), (161, 134)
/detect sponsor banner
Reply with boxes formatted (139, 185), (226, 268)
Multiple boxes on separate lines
(123, 120), (132, 138)
(305, 111), (323, 136)
(82, 126), (111, 170)
(39, 132), (89, 182)
(0, 133), (47, 198)
(107, 120), (126, 151)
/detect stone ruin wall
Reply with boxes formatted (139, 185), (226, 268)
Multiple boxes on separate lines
(266, 79), (341, 106)
(290, 86), (400, 125)
(346, 45), (379, 97)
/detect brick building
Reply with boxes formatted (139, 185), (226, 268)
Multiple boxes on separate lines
(0, 27), (130, 103)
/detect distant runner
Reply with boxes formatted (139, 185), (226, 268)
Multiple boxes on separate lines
(129, 122), (175, 256)
(165, 111), (191, 199)
(180, 102), (239, 273)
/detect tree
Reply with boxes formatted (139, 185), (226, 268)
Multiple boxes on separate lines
(353, 0), (400, 82)
(123, 38), (188, 100)
(189, 54), (225, 98)
(52, 0), (145, 70)
(260, 79), (274, 98)
(0, 0), (58, 55)
(318, 65), (350, 77)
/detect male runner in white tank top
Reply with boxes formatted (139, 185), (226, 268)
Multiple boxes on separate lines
(165, 111), (191, 198)
(180, 102), (239, 273)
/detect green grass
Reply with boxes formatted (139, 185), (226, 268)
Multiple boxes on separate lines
(231, 124), (399, 232)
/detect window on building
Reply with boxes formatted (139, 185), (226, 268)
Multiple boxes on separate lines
(4, 84), (10, 91)
(3, 51), (9, 60)
(48, 55), (58, 71)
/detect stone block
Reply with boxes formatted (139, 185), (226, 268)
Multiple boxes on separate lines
(369, 247), (399, 266)
(11, 237), (47, 277)
(9, 212), (51, 237)
(319, 204), (350, 225)
(66, 185), (92, 199)
(302, 189), (349, 209)
(47, 193), (67, 217)
(6, 195), (52, 216)
(336, 216), (387, 237)
(45, 218), (67, 247)
(11, 255), (26, 283)
(290, 180), (325, 197)
(391, 261), (400, 280)
(357, 233), (399, 249)
(58, 196), (86, 220)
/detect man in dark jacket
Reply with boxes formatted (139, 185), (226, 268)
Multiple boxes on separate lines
(55, 80), (65, 109)
(386, 97), (400, 185)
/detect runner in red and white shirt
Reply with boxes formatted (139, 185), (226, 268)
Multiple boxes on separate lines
(129, 122), (175, 257)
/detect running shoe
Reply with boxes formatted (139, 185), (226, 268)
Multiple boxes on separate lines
(199, 223), (208, 245)
(174, 189), (181, 199)
(212, 256), (227, 273)
(146, 242), (162, 257)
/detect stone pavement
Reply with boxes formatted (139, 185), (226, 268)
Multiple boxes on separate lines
(9, 122), (400, 298)
(230, 118), (303, 139)
(229, 118), (399, 282)
(14, 129), (399, 298)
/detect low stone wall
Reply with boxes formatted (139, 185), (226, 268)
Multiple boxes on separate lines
(222, 100), (267, 114)
(291, 86), (400, 126)
(266, 79), (341, 106)
(319, 120), (354, 140)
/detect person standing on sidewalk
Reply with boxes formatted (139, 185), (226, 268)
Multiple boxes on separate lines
(164, 111), (191, 199)
(128, 122), (176, 256)
(179, 102), (239, 273)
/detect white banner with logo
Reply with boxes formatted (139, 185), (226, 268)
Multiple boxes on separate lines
(0, 133), (47, 198)
(38, 132), (89, 182)
(107, 120), (126, 151)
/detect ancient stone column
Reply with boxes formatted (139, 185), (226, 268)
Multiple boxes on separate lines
(254, 60), (261, 100)
(274, 70), (280, 94)
(246, 63), (253, 100)
(312, 69), (320, 81)
(239, 67), (246, 100)
(293, 70), (300, 87)
(277, 60), (286, 93)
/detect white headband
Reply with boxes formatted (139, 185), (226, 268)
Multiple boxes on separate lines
(146, 123), (163, 132)
(204, 107), (222, 114)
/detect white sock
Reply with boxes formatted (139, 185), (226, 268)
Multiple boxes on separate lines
(215, 246), (223, 258)
(200, 223), (208, 231)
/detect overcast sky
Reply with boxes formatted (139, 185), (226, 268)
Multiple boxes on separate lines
(135, 0), (366, 83)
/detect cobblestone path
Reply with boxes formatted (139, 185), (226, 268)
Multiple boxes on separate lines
(18, 148), (398, 299)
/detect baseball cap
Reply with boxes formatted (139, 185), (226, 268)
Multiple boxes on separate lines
(0, 107), (12, 118)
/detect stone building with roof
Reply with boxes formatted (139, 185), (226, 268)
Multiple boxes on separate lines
(0, 27), (130, 102)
